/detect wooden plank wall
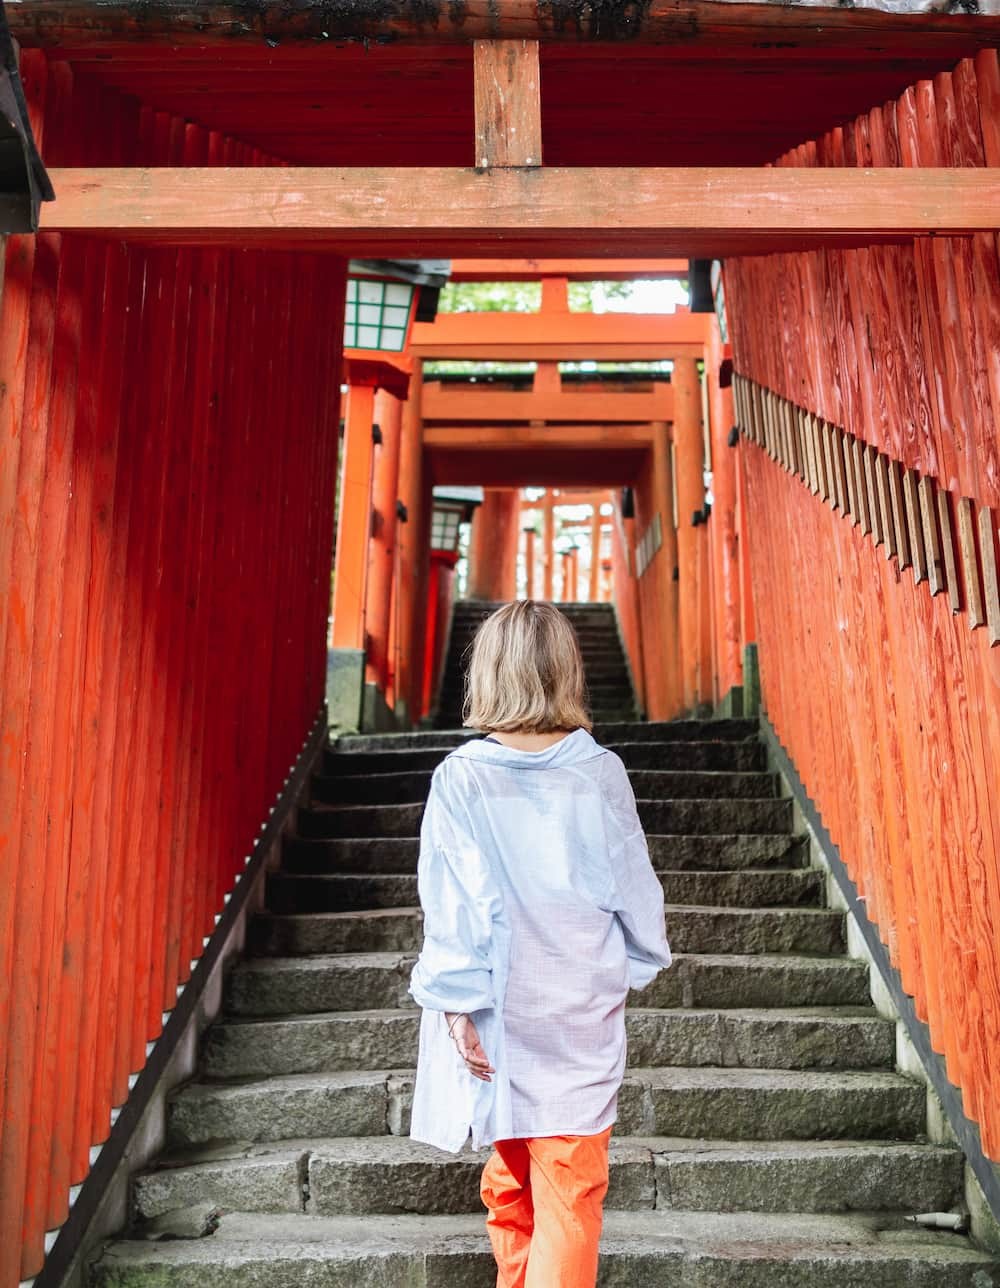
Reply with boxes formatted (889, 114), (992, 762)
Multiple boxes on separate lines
(726, 49), (1000, 1158)
(0, 55), (346, 1283)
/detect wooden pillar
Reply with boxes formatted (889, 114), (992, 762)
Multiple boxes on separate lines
(706, 323), (742, 700)
(414, 474), (435, 719)
(736, 440), (757, 650)
(560, 549), (572, 602)
(651, 419), (681, 716)
(524, 526), (536, 598)
(543, 489), (555, 600)
(673, 357), (704, 712)
(395, 363), (425, 724)
(468, 488), (519, 600)
(588, 507), (602, 602)
(332, 385), (376, 649)
(364, 388), (403, 694)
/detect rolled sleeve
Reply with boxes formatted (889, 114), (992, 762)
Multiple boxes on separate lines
(408, 763), (501, 1014)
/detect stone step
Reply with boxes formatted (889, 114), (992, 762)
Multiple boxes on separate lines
(264, 867), (823, 915)
(224, 951), (871, 1018)
(167, 1066), (926, 1151)
(448, 622), (620, 638)
(331, 719), (760, 753)
(132, 1135), (964, 1221)
(249, 903), (845, 957)
(322, 739), (767, 777)
(296, 795), (792, 839)
(93, 1208), (998, 1287)
(310, 768), (778, 807)
(201, 1006), (893, 1080)
(281, 832), (808, 875)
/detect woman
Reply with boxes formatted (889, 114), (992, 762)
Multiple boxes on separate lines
(408, 599), (672, 1288)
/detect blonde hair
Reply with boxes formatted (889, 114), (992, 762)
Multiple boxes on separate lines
(462, 600), (592, 734)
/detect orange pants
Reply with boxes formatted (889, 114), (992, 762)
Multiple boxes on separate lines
(479, 1126), (612, 1288)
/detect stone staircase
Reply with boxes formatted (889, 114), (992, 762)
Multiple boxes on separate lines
(89, 718), (999, 1286)
(434, 600), (638, 727)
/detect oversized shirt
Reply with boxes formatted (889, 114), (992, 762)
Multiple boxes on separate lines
(407, 726), (672, 1153)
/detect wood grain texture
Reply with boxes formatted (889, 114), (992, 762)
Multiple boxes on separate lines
(473, 40), (541, 168)
(938, 487), (962, 614)
(959, 496), (986, 628)
(10, 0), (1000, 48)
(37, 166), (1000, 257)
(726, 51), (1000, 1159)
(0, 77), (348, 1282)
(979, 504), (1000, 646)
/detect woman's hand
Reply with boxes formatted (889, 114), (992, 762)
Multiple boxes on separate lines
(444, 1012), (495, 1082)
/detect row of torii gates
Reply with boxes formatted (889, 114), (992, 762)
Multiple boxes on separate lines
(330, 264), (741, 732)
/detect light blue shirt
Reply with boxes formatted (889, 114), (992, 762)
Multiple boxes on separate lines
(408, 727), (672, 1153)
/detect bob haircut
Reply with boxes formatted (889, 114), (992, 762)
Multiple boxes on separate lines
(462, 600), (592, 734)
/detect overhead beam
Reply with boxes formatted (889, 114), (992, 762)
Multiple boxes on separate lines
(39, 167), (1000, 258)
(423, 424), (655, 448)
(474, 40), (542, 168)
(449, 259), (690, 281)
(413, 310), (708, 360)
(11, 1), (1000, 49)
(422, 384), (674, 423)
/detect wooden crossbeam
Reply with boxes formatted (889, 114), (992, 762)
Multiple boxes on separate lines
(413, 312), (707, 360)
(474, 41), (542, 168)
(422, 385), (674, 423)
(449, 259), (689, 281)
(423, 424), (655, 448)
(11, 1), (1000, 49)
(40, 167), (1000, 257)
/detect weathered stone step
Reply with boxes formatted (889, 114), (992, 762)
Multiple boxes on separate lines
(201, 1006), (893, 1079)
(322, 739), (767, 777)
(310, 768), (778, 807)
(265, 867), (822, 914)
(332, 719), (760, 753)
(225, 951), (870, 1018)
(167, 1066), (925, 1150)
(132, 1135), (963, 1221)
(249, 904), (845, 957)
(282, 832), (807, 875)
(296, 795), (792, 839)
(167, 1069), (409, 1148)
(93, 1207), (998, 1287)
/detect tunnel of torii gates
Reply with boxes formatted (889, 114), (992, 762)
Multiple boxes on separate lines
(6, 6), (1000, 1284)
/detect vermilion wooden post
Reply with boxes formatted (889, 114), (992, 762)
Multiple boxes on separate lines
(650, 418), (680, 718)
(72, 239), (130, 1180)
(0, 69), (46, 1248)
(395, 362), (424, 724)
(41, 232), (102, 1231)
(332, 385), (377, 650)
(0, 220), (63, 1288)
(542, 489), (555, 600)
(706, 328), (742, 700)
(524, 526), (536, 598)
(673, 357), (704, 711)
(366, 389), (404, 696)
(588, 507), (602, 602)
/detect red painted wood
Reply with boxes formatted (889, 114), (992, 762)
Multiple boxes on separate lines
(727, 57), (1000, 1159)
(0, 66), (347, 1277)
